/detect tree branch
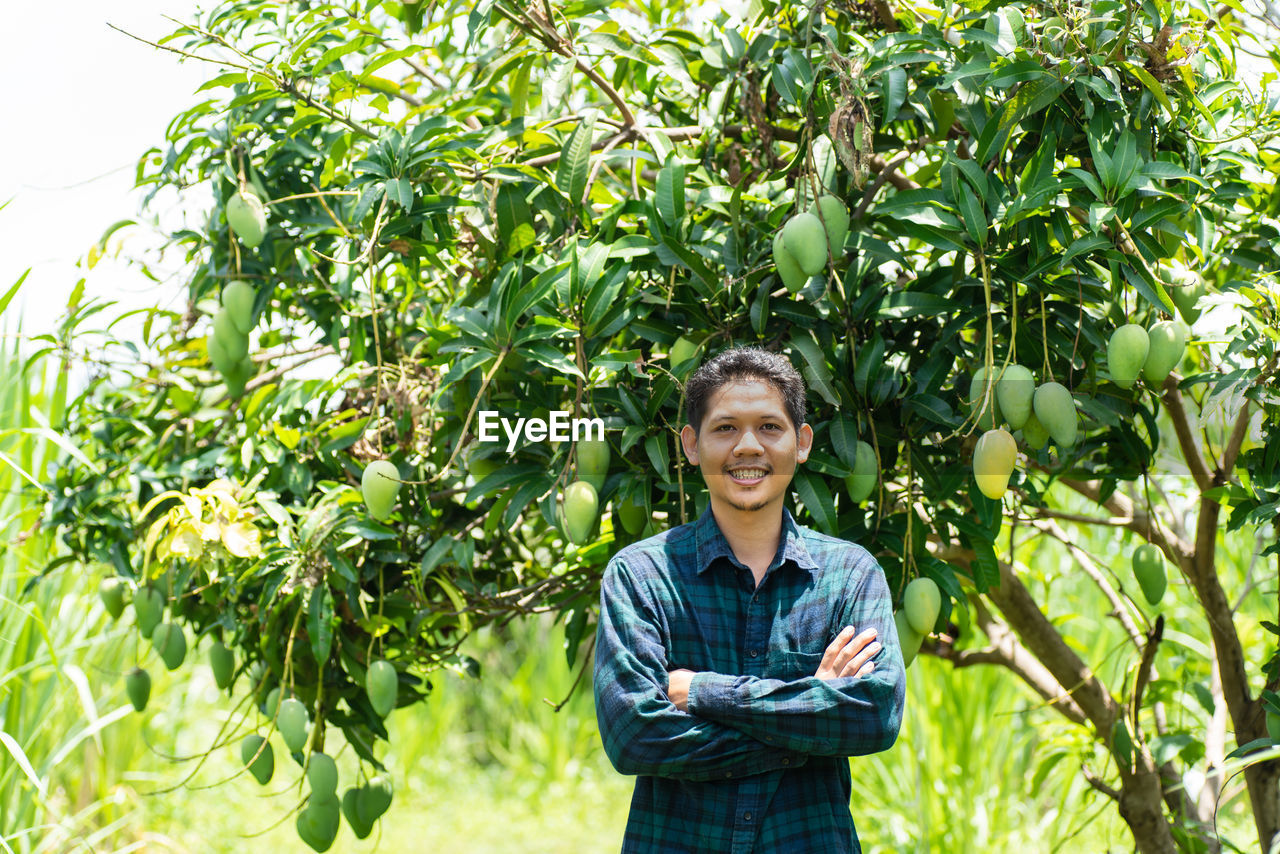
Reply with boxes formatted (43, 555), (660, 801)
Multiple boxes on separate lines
(1161, 373), (1215, 492)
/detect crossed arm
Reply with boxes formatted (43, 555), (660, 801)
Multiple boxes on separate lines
(593, 558), (905, 781)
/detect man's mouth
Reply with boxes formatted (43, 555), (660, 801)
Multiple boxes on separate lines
(727, 468), (769, 483)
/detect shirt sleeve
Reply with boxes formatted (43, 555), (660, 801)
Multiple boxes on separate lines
(593, 556), (807, 782)
(685, 554), (906, 758)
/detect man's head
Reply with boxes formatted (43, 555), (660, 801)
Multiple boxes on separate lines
(679, 347), (813, 515)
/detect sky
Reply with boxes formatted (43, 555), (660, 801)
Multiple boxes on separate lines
(0, 1), (207, 386)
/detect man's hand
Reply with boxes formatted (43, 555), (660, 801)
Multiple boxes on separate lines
(667, 668), (695, 712)
(815, 626), (880, 681)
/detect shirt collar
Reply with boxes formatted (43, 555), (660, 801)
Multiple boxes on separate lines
(693, 505), (819, 576)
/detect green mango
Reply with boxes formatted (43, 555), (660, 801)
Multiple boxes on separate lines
(994, 364), (1035, 430)
(226, 189), (268, 248)
(1033, 382), (1077, 447)
(903, 577), (941, 635)
(361, 460), (401, 520)
(808, 194), (849, 259)
(240, 734), (274, 785)
(844, 440), (877, 503)
(1143, 320), (1187, 385)
(151, 622), (187, 670)
(576, 438), (610, 494)
(296, 793), (340, 852)
(221, 280), (256, 335)
(134, 587), (165, 639)
(1169, 276), (1206, 324)
(781, 212), (829, 276)
(99, 577), (127, 620)
(1108, 324), (1149, 389)
(264, 686), (282, 719)
(213, 307), (249, 362)
(1021, 411), (1049, 449)
(771, 231), (809, 292)
(126, 666), (151, 712)
(307, 753), (339, 797)
(1131, 544), (1167, 606)
(206, 331), (238, 377)
(210, 640), (235, 690)
(366, 659), (398, 718)
(357, 774), (394, 826)
(616, 495), (648, 535)
(973, 428), (1017, 500)
(224, 356), (255, 398)
(968, 366), (1002, 431)
(277, 697), (310, 753)
(563, 480), (599, 545)
(343, 787), (374, 839)
(894, 610), (924, 668)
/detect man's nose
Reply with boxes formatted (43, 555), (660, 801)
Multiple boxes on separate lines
(733, 429), (764, 454)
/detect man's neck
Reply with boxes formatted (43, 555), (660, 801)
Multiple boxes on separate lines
(709, 499), (784, 577)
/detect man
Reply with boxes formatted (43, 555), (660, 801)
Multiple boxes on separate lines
(593, 345), (905, 853)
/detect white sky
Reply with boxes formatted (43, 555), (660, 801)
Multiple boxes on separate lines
(0, 1), (206, 383)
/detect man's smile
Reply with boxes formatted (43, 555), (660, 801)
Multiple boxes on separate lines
(726, 467), (769, 483)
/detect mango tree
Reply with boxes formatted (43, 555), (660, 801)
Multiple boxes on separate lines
(33, 0), (1280, 850)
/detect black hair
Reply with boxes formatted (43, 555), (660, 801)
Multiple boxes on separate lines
(684, 346), (807, 435)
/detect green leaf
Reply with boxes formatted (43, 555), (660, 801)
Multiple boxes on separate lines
(307, 584), (334, 666)
(792, 469), (838, 534)
(555, 113), (596, 205)
(881, 67), (907, 131)
(788, 332), (840, 408)
(655, 155), (686, 226)
(0, 269), (30, 316)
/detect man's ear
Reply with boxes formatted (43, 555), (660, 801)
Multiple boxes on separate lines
(679, 424), (700, 466)
(796, 423), (814, 464)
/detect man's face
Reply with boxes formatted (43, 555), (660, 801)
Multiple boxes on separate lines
(679, 379), (813, 515)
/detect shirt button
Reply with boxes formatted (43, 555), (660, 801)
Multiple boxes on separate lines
(744, 812), (753, 821)
(749, 650), (758, 657)
(725, 772), (733, 778)
(782, 758), (790, 765)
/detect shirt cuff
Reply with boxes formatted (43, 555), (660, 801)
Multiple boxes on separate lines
(687, 671), (736, 717)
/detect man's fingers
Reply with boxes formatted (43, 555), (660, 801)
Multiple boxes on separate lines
(820, 625), (857, 666)
(838, 639), (882, 677)
(833, 628), (877, 672)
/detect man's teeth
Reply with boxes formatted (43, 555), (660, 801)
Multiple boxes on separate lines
(730, 469), (767, 479)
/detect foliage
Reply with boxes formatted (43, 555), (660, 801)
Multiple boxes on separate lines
(24, 0), (1280, 849)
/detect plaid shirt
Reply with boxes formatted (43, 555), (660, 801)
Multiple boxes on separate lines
(593, 506), (906, 853)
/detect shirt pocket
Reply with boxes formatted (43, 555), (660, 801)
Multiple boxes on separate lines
(765, 649), (825, 682)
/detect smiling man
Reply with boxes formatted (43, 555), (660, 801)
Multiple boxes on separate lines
(593, 346), (906, 853)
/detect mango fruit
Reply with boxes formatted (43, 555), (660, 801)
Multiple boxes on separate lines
(241, 734), (274, 785)
(1021, 411), (1049, 450)
(296, 794), (340, 852)
(1033, 382), (1077, 447)
(808, 194), (849, 259)
(134, 587), (164, 639)
(343, 787), (374, 839)
(366, 659), (398, 718)
(152, 622), (187, 670)
(616, 495), (648, 535)
(206, 331), (237, 376)
(1108, 324), (1149, 389)
(903, 577), (941, 635)
(307, 752), (339, 797)
(1169, 274), (1206, 324)
(213, 308), (249, 361)
(1131, 544), (1167, 606)
(968, 366), (1002, 431)
(361, 460), (401, 520)
(358, 774), (394, 825)
(781, 211), (829, 275)
(995, 364), (1034, 430)
(1143, 320), (1187, 385)
(576, 438), (610, 494)
(126, 666), (151, 712)
(844, 440), (877, 503)
(563, 480), (599, 545)
(210, 639), (235, 690)
(222, 280), (256, 334)
(771, 232), (809, 292)
(973, 428), (1017, 500)
(226, 188), (268, 248)
(277, 697), (310, 752)
(894, 610), (924, 668)
(99, 577), (127, 619)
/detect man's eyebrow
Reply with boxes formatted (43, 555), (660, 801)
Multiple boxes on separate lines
(708, 412), (788, 423)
